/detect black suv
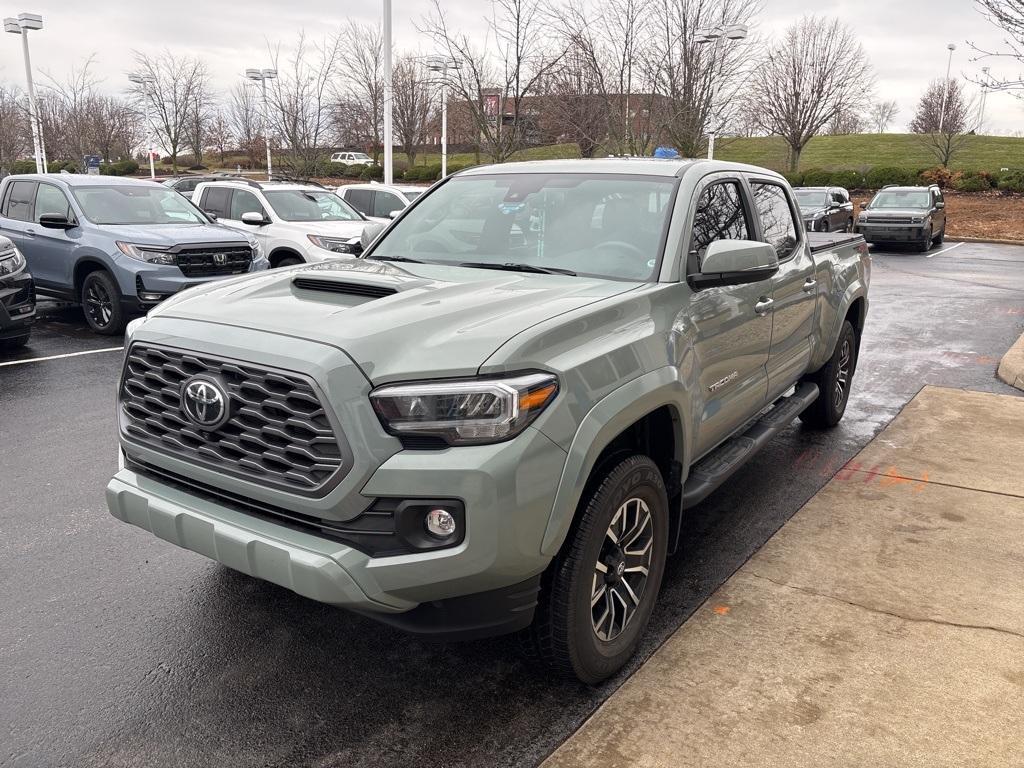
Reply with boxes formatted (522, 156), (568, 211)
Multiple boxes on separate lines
(856, 185), (947, 252)
(0, 235), (35, 349)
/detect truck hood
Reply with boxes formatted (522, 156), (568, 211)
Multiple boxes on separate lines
(861, 208), (928, 218)
(278, 219), (370, 239)
(103, 222), (250, 246)
(151, 259), (642, 382)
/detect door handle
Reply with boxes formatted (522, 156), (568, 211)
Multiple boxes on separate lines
(802, 278), (817, 293)
(754, 297), (774, 316)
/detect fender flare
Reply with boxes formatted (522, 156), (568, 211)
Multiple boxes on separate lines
(539, 366), (690, 556)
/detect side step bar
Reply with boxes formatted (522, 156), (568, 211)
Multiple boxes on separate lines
(681, 382), (820, 510)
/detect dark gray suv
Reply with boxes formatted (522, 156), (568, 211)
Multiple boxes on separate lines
(794, 186), (855, 233)
(856, 185), (947, 252)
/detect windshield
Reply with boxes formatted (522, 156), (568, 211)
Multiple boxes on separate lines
(352, 153), (371, 161)
(794, 189), (828, 207)
(869, 191), (931, 209)
(263, 190), (363, 222)
(72, 185), (208, 225)
(404, 190), (423, 201)
(370, 173), (677, 281)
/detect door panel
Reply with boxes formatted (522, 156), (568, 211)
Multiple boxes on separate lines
(750, 180), (818, 400)
(684, 177), (771, 457)
(30, 183), (78, 288)
(0, 181), (38, 282)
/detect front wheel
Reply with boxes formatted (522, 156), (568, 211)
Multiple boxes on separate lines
(917, 226), (933, 253)
(81, 271), (125, 335)
(527, 454), (669, 685)
(800, 320), (858, 429)
(845, 218), (854, 233)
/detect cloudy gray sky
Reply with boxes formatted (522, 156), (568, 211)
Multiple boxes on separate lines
(0, 0), (1020, 134)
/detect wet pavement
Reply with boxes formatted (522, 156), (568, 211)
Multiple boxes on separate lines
(2, 242), (1022, 768)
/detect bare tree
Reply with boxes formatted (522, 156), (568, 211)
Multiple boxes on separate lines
(229, 82), (262, 168)
(421, 0), (563, 163)
(910, 78), (974, 166)
(392, 55), (436, 165)
(826, 107), (865, 135)
(183, 78), (215, 166)
(648, 0), (762, 158)
(206, 110), (233, 165)
(0, 84), (30, 175)
(870, 100), (899, 133)
(92, 96), (141, 162)
(129, 50), (209, 173)
(750, 16), (873, 170)
(537, 42), (609, 157)
(336, 22), (384, 160)
(266, 32), (342, 175)
(972, 0), (1024, 88)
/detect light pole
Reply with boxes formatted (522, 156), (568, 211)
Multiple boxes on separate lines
(4, 13), (45, 174)
(426, 57), (461, 179)
(383, 0), (394, 184)
(696, 23), (748, 160)
(938, 43), (956, 133)
(245, 68), (277, 180)
(128, 73), (158, 179)
(979, 66), (991, 131)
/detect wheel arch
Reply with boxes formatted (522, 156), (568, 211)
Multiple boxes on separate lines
(540, 367), (689, 557)
(268, 247), (305, 268)
(73, 257), (113, 295)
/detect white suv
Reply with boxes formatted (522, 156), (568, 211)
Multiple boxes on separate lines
(330, 151), (375, 167)
(192, 180), (372, 267)
(338, 183), (426, 223)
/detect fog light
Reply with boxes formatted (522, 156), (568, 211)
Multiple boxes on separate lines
(425, 508), (457, 539)
(139, 292), (164, 302)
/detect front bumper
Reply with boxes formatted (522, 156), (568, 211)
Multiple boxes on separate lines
(856, 224), (928, 243)
(0, 269), (35, 339)
(119, 255), (270, 312)
(107, 424), (566, 639)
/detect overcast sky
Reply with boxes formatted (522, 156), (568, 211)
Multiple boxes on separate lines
(0, 0), (1020, 134)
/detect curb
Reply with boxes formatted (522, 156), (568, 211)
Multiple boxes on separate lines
(947, 236), (1024, 246)
(998, 333), (1024, 392)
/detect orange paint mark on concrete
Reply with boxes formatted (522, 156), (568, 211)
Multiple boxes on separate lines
(712, 605), (731, 616)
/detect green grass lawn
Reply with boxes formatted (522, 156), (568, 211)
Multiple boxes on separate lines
(715, 133), (1024, 172)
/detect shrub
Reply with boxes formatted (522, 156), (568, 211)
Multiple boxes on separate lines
(865, 166), (918, 189)
(8, 159), (37, 174)
(997, 169), (1024, 193)
(952, 171), (995, 193)
(100, 159), (140, 176)
(445, 162), (475, 176)
(801, 168), (832, 187)
(782, 170), (804, 187)
(343, 164), (365, 179)
(403, 163), (442, 182)
(187, 163), (207, 171)
(920, 166), (958, 188)
(46, 159), (78, 174)
(360, 164), (384, 180)
(829, 169), (866, 190)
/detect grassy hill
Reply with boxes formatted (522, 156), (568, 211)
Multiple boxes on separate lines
(714, 133), (1024, 173)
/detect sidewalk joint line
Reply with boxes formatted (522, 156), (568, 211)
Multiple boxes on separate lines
(840, 466), (1024, 502)
(747, 571), (1024, 642)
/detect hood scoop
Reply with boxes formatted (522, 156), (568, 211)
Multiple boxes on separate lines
(292, 276), (398, 299)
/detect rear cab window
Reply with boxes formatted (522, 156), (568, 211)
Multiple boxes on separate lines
(199, 186), (232, 219)
(3, 181), (38, 222)
(750, 182), (800, 260)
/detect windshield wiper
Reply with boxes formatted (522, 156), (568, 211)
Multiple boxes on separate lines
(367, 254), (424, 263)
(459, 261), (577, 276)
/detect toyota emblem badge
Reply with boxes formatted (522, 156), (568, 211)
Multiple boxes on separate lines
(181, 376), (230, 430)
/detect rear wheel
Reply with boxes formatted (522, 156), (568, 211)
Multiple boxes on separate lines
(527, 454), (669, 685)
(932, 227), (945, 246)
(81, 271), (125, 335)
(845, 218), (854, 233)
(800, 320), (858, 428)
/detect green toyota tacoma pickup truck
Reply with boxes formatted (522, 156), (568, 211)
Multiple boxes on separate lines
(107, 159), (870, 683)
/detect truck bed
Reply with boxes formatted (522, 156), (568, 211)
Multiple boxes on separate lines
(807, 231), (864, 254)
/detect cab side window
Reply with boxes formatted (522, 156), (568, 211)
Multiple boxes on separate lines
(229, 189), (266, 220)
(34, 184), (73, 222)
(751, 182), (799, 261)
(345, 189), (373, 216)
(372, 191), (402, 219)
(690, 181), (751, 270)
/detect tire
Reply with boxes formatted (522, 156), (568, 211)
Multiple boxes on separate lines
(932, 227), (945, 246)
(1, 332), (30, 349)
(275, 256), (303, 268)
(917, 226), (933, 253)
(81, 270), (125, 335)
(817, 219), (829, 233)
(846, 218), (854, 233)
(527, 454), (669, 685)
(800, 320), (858, 429)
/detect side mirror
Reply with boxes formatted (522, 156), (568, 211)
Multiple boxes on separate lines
(38, 213), (76, 230)
(360, 222), (387, 250)
(388, 209), (401, 220)
(859, 202), (867, 210)
(204, 210), (218, 221)
(692, 240), (779, 289)
(935, 201), (945, 209)
(241, 211), (268, 225)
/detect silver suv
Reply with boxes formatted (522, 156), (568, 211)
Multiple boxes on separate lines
(857, 184), (947, 252)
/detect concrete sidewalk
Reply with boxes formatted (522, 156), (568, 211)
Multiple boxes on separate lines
(998, 333), (1024, 391)
(546, 386), (1024, 768)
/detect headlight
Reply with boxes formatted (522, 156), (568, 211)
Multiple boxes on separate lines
(244, 234), (263, 259)
(370, 373), (559, 446)
(0, 245), (26, 275)
(858, 213), (867, 222)
(116, 241), (176, 265)
(307, 234), (360, 254)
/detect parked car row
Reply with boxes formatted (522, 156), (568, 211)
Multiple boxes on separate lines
(0, 172), (432, 340)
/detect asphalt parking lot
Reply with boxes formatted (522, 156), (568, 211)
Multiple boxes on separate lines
(2, 241), (1022, 768)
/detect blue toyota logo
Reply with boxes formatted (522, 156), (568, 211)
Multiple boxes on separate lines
(180, 376), (230, 430)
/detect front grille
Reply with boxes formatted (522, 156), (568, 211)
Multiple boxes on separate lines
(868, 215), (913, 224)
(176, 246), (253, 277)
(120, 344), (345, 495)
(292, 277), (397, 298)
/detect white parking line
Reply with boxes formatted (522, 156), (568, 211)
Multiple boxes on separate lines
(926, 242), (965, 259)
(0, 346), (123, 368)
